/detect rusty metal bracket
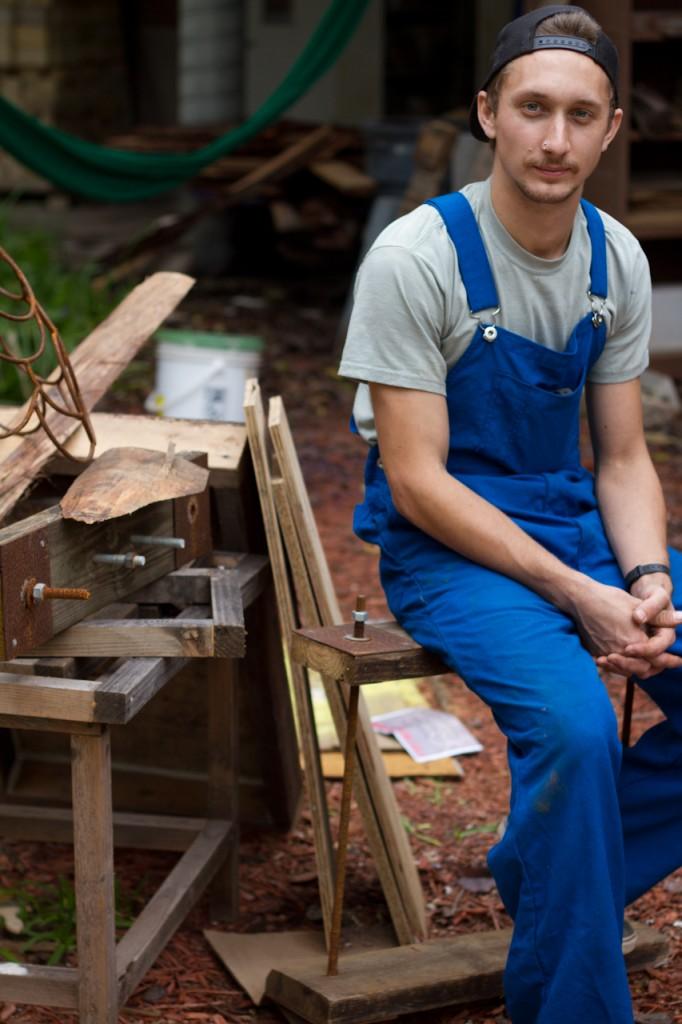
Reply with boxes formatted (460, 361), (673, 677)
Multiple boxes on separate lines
(0, 525), (52, 659)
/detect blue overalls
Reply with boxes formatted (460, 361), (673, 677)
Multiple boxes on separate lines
(353, 192), (682, 1024)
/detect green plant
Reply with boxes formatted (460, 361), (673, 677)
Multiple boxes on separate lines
(0, 213), (121, 405)
(0, 875), (136, 966)
(453, 822), (500, 841)
(401, 815), (442, 847)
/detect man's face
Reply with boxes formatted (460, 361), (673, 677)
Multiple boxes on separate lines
(477, 49), (622, 206)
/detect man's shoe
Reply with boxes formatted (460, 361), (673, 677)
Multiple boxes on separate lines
(622, 918), (638, 954)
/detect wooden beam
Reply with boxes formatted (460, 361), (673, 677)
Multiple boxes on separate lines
(71, 729), (118, 1023)
(0, 620), (194, 724)
(244, 380), (335, 947)
(210, 571), (245, 658)
(47, 412), (246, 488)
(0, 272), (195, 522)
(0, 490), (212, 660)
(266, 923), (668, 1024)
(207, 658), (240, 919)
(268, 396), (427, 943)
(116, 820), (233, 1005)
(0, 803), (205, 850)
(291, 623), (447, 686)
(31, 616), (216, 658)
(131, 554), (269, 609)
(0, 964), (78, 1008)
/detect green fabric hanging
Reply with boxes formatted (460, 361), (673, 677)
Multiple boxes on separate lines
(0, 0), (372, 202)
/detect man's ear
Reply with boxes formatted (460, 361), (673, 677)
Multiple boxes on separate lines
(602, 107), (623, 153)
(477, 91), (497, 141)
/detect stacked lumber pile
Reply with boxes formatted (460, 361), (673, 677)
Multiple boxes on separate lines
(0, 0), (130, 191)
(98, 121), (377, 278)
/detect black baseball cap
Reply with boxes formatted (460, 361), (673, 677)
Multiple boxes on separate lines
(469, 4), (620, 142)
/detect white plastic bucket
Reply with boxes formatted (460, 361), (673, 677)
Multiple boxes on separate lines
(146, 329), (263, 423)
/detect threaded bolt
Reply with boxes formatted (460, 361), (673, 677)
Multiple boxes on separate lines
(93, 553), (146, 569)
(352, 594), (367, 639)
(130, 534), (186, 550)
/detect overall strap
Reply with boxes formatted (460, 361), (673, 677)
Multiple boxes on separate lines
(579, 198), (608, 299)
(425, 192), (499, 313)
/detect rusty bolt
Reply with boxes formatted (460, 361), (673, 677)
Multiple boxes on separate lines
(23, 578), (91, 609)
(352, 594), (367, 639)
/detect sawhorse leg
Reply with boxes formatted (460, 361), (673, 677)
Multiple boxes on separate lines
(71, 728), (118, 1023)
(208, 658), (240, 920)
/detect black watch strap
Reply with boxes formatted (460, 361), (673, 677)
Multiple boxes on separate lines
(624, 563), (671, 591)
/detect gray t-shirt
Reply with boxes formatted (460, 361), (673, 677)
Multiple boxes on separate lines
(340, 178), (651, 443)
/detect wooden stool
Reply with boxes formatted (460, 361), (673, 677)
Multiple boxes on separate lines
(291, 618), (637, 978)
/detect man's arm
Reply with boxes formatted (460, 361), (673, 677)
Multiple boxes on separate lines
(372, 382), (681, 667)
(587, 378), (682, 677)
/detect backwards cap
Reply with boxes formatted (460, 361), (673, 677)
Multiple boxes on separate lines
(469, 4), (619, 142)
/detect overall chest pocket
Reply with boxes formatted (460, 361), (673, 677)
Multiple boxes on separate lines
(491, 370), (584, 474)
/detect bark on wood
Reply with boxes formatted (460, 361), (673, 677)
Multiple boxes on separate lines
(60, 447), (208, 523)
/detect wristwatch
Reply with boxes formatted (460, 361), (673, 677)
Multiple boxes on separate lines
(623, 562), (671, 591)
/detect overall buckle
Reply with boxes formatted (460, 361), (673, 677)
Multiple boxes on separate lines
(471, 306), (501, 342)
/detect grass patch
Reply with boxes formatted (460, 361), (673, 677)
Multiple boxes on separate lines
(0, 212), (121, 405)
(0, 875), (137, 966)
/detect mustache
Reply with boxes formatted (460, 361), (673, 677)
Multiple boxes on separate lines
(534, 160), (577, 171)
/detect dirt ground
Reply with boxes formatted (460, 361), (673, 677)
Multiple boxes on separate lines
(2, 272), (682, 1024)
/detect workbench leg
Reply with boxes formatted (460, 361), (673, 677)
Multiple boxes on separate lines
(71, 728), (118, 1023)
(208, 657), (239, 921)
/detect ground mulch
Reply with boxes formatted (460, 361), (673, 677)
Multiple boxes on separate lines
(2, 275), (682, 1023)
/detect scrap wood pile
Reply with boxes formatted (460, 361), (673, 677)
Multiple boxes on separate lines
(98, 120), (378, 283)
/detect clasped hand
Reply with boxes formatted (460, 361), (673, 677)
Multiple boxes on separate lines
(580, 579), (682, 679)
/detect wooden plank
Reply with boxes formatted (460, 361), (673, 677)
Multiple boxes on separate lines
(210, 571), (245, 658)
(0, 656), (76, 677)
(321, 752), (463, 780)
(207, 658), (239, 919)
(268, 397), (427, 942)
(47, 412), (246, 488)
(116, 820), (233, 1005)
(266, 923), (668, 1024)
(244, 379), (335, 947)
(291, 624), (446, 686)
(0, 272), (195, 522)
(242, 579), (304, 830)
(272, 478), (319, 628)
(0, 801), (206, 850)
(71, 729), (117, 1023)
(0, 671), (101, 722)
(309, 160), (376, 197)
(31, 616), (216, 658)
(268, 397), (340, 626)
(0, 714), (102, 735)
(131, 555), (269, 610)
(0, 493), (212, 660)
(0, 963), (78, 1008)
